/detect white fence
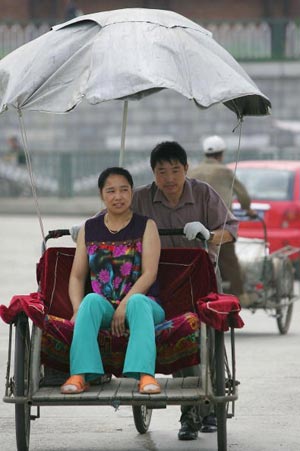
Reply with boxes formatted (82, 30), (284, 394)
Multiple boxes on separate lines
(0, 23), (51, 56)
(0, 20), (299, 60)
(208, 22), (272, 59)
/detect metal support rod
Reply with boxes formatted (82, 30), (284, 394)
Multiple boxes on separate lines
(230, 326), (236, 416)
(200, 324), (208, 396)
(29, 325), (42, 397)
(5, 324), (13, 397)
(230, 326), (236, 392)
(119, 100), (128, 167)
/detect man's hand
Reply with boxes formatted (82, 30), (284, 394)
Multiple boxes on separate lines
(183, 221), (210, 241)
(246, 208), (258, 219)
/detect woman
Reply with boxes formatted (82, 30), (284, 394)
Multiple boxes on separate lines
(61, 167), (165, 395)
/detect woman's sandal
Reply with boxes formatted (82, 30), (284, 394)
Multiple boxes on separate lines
(61, 375), (89, 394)
(139, 375), (161, 394)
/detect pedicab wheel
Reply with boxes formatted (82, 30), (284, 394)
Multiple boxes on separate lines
(14, 313), (31, 451)
(275, 258), (294, 335)
(132, 405), (152, 433)
(215, 330), (227, 451)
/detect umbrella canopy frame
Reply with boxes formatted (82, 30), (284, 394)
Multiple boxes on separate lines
(0, 8), (271, 117)
(0, 8), (271, 242)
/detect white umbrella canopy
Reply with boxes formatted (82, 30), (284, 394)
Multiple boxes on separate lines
(0, 8), (271, 117)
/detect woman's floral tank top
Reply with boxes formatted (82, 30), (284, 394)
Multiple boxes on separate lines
(85, 212), (160, 307)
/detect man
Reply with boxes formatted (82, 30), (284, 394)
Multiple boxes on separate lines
(132, 141), (238, 440)
(189, 135), (255, 307)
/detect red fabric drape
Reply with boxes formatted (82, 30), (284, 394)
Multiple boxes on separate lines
(158, 248), (217, 319)
(0, 292), (45, 328)
(197, 292), (244, 331)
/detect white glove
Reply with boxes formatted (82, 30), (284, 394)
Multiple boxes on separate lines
(69, 223), (83, 242)
(183, 221), (210, 241)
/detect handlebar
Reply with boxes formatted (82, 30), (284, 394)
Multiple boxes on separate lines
(158, 228), (206, 241)
(45, 229), (71, 242)
(232, 209), (268, 244)
(233, 212), (258, 221)
(45, 228), (206, 243)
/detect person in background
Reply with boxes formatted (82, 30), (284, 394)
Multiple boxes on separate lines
(132, 141), (238, 440)
(4, 136), (26, 166)
(61, 167), (165, 395)
(189, 135), (256, 307)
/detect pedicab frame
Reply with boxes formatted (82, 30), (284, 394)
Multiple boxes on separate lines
(0, 8), (272, 451)
(4, 229), (240, 451)
(232, 208), (299, 334)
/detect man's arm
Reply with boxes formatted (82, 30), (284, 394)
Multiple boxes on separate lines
(233, 177), (257, 217)
(208, 228), (233, 245)
(233, 177), (251, 210)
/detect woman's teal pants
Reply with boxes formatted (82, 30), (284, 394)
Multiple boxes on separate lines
(70, 293), (165, 381)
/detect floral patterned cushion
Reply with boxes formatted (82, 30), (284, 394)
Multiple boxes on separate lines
(41, 311), (200, 376)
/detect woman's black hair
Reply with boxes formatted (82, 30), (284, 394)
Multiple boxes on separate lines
(150, 141), (188, 170)
(97, 167), (134, 191)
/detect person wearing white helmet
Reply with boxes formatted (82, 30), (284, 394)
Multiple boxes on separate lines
(189, 135), (256, 307)
(203, 135), (226, 153)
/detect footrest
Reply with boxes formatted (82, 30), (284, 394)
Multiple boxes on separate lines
(31, 377), (208, 407)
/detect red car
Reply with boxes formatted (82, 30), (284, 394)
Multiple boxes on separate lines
(227, 160), (300, 272)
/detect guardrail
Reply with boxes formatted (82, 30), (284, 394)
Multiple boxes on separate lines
(1, 148), (300, 198)
(0, 150), (153, 198)
(0, 19), (299, 61)
(203, 19), (300, 60)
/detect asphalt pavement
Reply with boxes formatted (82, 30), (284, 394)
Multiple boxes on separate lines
(0, 196), (101, 216)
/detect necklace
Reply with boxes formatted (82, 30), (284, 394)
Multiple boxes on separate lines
(104, 212), (132, 234)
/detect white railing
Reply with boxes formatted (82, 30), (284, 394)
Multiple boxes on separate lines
(285, 21), (300, 58)
(0, 20), (299, 60)
(0, 23), (51, 56)
(206, 22), (272, 59)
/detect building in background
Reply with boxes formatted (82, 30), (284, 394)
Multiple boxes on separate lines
(0, 0), (299, 197)
(0, 1), (299, 23)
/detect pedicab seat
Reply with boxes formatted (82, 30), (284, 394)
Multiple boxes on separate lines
(0, 245), (244, 382)
(37, 246), (218, 377)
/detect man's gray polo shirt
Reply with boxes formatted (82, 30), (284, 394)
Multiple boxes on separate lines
(132, 178), (238, 263)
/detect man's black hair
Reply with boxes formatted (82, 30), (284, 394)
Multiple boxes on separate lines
(150, 141), (188, 170)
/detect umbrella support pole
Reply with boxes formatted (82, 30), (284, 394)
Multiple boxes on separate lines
(17, 108), (46, 247)
(119, 100), (128, 167)
(215, 117), (243, 269)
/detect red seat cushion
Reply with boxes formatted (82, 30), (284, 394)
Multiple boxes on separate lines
(41, 311), (200, 376)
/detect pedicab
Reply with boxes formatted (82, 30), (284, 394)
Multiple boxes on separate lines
(228, 205), (299, 334)
(0, 7), (271, 451)
(1, 228), (244, 451)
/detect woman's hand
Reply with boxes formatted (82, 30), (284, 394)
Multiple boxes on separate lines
(70, 311), (78, 323)
(111, 302), (126, 337)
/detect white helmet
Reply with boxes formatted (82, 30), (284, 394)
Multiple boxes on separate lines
(203, 135), (226, 154)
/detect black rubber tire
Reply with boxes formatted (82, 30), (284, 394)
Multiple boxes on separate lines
(214, 330), (227, 451)
(14, 314), (31, 451)
(275, 259), (294, 335)
(132, 405), (152, 433)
